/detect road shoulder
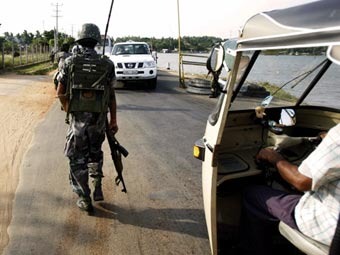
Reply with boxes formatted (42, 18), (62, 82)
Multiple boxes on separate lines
(0, 73), (55, 253)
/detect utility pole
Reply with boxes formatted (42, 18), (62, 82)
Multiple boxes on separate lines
(52, 3), (62, 52)
(177, 0), (185, 88)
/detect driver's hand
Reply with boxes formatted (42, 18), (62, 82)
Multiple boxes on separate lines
(318, 131), (327, 140)
(256, 148), (284, 166)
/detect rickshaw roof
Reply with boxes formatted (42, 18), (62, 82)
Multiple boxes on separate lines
(237, 0), (340, 61)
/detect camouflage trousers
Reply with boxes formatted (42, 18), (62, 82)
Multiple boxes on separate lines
(64, 112), (106, 197)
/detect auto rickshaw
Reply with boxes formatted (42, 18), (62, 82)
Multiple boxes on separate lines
(194, 1), (340, 254)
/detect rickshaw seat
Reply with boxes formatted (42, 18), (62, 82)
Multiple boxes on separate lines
(278, 221), (329, 255)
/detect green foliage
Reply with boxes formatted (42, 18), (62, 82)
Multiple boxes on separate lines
(2, 29), (222, 53)
(181, 36), (222, 52)
(114, 36), (223, 52)
(263, 47), (327, 56)
(0, 36), (5, 46)
(2, 40), (17, 54)
(63, 37), (75, 47)
(1, 29), (76, 50)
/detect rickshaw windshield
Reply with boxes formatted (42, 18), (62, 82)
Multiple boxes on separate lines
(230, 47), (340, 111)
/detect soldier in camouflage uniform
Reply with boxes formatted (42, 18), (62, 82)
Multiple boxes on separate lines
(53, 43), (71, 90)
(56, 23), (118, 212)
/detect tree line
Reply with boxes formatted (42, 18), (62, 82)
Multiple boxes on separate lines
(114, 36), (224, 52)
(0, 29), (223, 54)
(264, 47), (327, 56)
(0, 30), (74, 54)
(2, 29), (326, 56)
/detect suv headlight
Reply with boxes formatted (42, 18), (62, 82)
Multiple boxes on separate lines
(144, 61), (156, 68)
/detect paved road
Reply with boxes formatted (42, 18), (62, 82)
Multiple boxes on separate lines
(3, 71), (217, 255)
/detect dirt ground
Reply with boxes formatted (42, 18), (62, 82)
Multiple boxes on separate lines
(0, 73), (55, 253)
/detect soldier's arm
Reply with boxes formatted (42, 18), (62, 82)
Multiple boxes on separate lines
(56, 82), (69, 112)
(56, 59), (70, 112)
(108, 87), (118, 133)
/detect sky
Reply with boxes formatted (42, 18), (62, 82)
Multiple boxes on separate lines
(0, 0), (315, 39)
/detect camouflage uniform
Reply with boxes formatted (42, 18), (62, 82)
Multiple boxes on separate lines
(53, 49), (71, 90)
(65, 112), (106, 197)
(60, 47), (115, 199)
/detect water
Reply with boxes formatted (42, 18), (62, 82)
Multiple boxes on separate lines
(157, 53), (209, 75)
(246, 55), (340, 109)
(157, 53), (340, 108)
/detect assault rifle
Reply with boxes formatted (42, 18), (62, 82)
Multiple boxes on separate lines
(103, 0), (128, 192)
(105, 120), (128, 193)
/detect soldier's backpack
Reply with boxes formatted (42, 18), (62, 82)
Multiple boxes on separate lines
(67, 53), (113, 114)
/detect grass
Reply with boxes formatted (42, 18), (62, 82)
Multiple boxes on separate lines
(259, 81), (297, 102)
(15, 62), (57, 75)
(0, 52), (52, 76)
(1, 54), (50, 66)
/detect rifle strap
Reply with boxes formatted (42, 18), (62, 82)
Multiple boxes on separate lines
(91, 70), (108, 88)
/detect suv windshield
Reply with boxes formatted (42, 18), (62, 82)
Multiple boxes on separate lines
(230, 47), (340, 110)
(112, 44), (150, 55)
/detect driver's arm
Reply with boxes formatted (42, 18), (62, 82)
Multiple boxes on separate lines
(256, 148), (312, 191)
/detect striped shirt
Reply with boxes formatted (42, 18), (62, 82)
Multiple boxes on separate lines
(295, 123), (340, 245)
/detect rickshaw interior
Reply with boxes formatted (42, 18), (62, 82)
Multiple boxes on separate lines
(197, 2), (340, 254)
(214, 45), (340, 254)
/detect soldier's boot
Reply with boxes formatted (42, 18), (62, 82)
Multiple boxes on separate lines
(92, 177), (104, 201)
(76, 195), (93, 212)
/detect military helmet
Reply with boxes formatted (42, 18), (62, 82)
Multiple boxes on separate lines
(76, 23), (101, 43)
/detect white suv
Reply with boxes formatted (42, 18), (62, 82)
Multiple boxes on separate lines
(110, 41), (157, 89)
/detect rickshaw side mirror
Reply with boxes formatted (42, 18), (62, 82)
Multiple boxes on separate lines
(207, 44), (224, 73)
